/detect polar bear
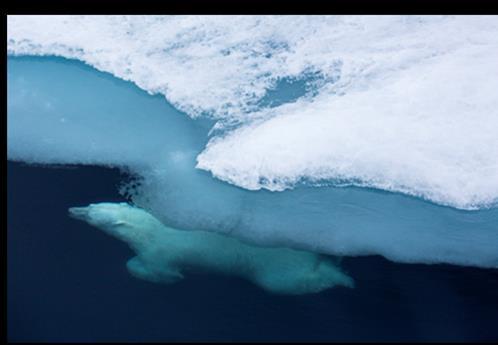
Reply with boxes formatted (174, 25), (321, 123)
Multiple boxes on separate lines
(69, 202), (353, 294)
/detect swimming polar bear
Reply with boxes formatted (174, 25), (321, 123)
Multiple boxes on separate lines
(69, 202), (354, 294)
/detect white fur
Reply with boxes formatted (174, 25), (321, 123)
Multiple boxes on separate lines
(69, 202), (353, 295)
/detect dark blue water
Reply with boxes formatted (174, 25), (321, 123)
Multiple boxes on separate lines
(7, 161), (498, 342)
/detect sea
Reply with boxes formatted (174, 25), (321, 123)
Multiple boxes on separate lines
(7, 15), (498, 342)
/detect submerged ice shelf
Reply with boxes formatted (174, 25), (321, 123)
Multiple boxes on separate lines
(7, 56), (498, 270)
